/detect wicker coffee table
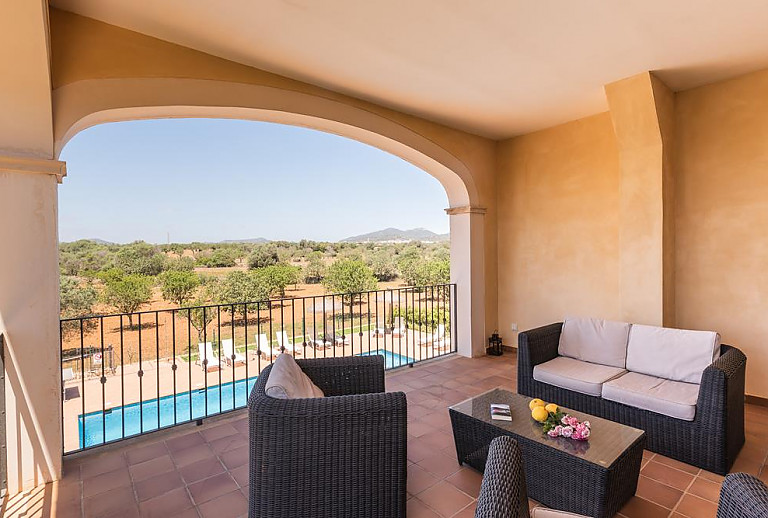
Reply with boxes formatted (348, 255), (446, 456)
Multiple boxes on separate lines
(449, 388), (645, 518)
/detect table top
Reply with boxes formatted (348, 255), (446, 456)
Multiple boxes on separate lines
(450, 388), (645, 469)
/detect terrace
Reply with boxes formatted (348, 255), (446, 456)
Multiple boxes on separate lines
(3, 1), (768, 518)
(6, 352), (768, 517)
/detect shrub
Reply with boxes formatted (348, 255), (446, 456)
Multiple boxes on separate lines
(248, 246), (280, 269)
(114, 241), (166, 276)
(101, 272), (153, 325)
(322, 259), (378, 305)
(304, 252), (326, 284)
(159, 270), (200, 307)
(60, 276), (98, 319)
(367, 250), (398, 281)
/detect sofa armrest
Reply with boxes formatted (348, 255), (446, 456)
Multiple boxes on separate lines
(717, 473), (768, 518)
(698, 345), (746, 409)
(697, 345), (746, 473)
(296, 355), (386, 396)
(475, 436), (530, 518)
(518, 323), (562, 370)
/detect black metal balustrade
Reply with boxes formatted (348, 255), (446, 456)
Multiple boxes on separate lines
(60, 284), (456, 454)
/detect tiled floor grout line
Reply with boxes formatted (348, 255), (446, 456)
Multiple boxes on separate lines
(668, 468), (700, 517)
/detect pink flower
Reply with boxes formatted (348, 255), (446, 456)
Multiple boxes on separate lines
(547, 429), (559, 437)
(581, 427), (590, 438)
(582, 421), (591, 429)
(561, 426), (573, 438)
(554, 425), (563, 435)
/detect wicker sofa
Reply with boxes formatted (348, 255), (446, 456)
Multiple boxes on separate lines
(518, 320), (746, 474)
(248, 355), (407, 518)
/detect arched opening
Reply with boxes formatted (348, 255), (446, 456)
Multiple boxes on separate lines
(55, 114), (482, 452)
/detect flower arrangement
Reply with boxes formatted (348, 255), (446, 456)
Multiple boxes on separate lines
(529, 399), (591, 441)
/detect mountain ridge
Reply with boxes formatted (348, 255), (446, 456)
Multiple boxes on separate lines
(341, 227), (449, 243)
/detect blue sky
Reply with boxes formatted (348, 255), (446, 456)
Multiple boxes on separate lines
(58, 119), (449, 243)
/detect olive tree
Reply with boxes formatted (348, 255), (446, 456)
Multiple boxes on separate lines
(322, 259), (378, 306)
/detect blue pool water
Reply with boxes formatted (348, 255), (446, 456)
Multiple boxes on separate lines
(358, 349), (413, 369)
(78, 350), (414, 450)
(78, 376), (258, 449)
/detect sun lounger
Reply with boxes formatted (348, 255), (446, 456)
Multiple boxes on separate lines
(419, 324), (446, 347)
(324, 332), (349, 346)
(306, 333), (332, 349)
(198, 342), (223, 372)
(256, 333), (282, 359)
(221, 338), (246, 366)
(276, 331), (302, 355)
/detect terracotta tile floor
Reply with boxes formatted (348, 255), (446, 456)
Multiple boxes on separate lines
(3, 351), (768, 517)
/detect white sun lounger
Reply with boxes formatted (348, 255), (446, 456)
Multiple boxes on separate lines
(276, 331), (302, 355)
(198, 342), (223, 372)
(256, 333), (282, 359)
(306, 333), (332, 349)
(221, 338), (246, 366)
(419, 324), (446, 346)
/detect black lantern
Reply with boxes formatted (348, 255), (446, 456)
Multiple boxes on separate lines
(487, 331), (503, 356)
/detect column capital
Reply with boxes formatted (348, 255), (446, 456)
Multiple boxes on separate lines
(445, 206), (486, 216)
(0, 155), (67, 183)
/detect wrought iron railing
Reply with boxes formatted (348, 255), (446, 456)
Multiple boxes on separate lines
(60, 284), (456, 454)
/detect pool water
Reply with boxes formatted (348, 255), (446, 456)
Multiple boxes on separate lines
(358, 349), (413, 369)
(78, 376), (258, 449)
(77, 350), (414, 450)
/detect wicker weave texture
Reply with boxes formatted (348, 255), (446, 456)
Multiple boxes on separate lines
(717, 473), (768, 518)
(517, 323), (746, 475)
(474, 436), (530, 518)
(248, 355), (407, 518)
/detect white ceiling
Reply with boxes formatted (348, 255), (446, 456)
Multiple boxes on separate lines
(51, 0), (768, 139)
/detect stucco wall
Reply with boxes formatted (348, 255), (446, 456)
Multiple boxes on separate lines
(675, 68), (768, 397)
(496, 113), (621, 341)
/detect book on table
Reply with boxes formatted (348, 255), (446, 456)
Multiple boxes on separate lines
(490, 403), (512, 421)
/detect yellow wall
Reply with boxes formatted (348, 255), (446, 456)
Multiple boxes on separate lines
(675, 68), (768, 397)
(497, 113), (621, 336)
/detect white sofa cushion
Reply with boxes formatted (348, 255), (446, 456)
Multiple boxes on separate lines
(625, 325), (721, 384)
(533, 356), (626, 397)
(531, 506), (590, 517)
(265, 354), (325, 399)
(558, 317), (631, 368)
(602, 372), (699, 421)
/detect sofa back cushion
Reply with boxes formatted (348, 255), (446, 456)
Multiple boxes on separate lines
(558, 317), (631, 368)
(265, 354), (325, 399)
(625, 324), (721, 384)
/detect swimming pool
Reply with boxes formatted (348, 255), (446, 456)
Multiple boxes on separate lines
(77, 350), (414, 450)
(78, 376), (258, 449)
(358, 349), (413, 369)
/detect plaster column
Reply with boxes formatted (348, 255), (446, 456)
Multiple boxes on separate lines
(447, 206), (486, 357)
(605, 73), (676, 326)
(0, 156), (66, 493)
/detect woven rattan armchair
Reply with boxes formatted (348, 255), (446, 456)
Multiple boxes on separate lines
(717, 473), (768, 518)
(248, 355), (407, 518)
(518, 323), (746, 474)
(475, 436), (588, 518)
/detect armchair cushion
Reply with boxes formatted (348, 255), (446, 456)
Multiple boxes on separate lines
(558, 317), (631, 368)
(626, 325), (721, 384)
(602, 372), (699, 421)
(531, 507), (590, 517)
(264, 353), (324, 399)
(533, 356), (626, 397)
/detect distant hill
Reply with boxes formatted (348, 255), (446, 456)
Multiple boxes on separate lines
(341, 227), (449, 243)
(86, 238), (114, 245)
(219, 237), (270, 244)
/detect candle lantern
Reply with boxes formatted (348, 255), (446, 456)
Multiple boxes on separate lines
(487, 331), (503, 356)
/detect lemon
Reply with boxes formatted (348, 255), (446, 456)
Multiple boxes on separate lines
(528, 398), (546, 410)
(545, 403), (558, 413)
(531, 406), (549, 422)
